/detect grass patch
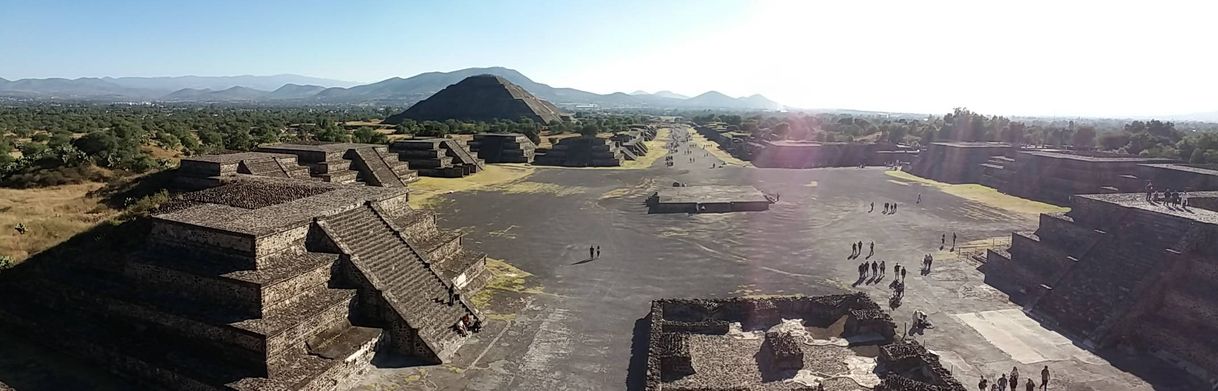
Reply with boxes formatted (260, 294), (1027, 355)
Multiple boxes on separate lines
(407, 164), (536, 209)
(884, 170), (1069, 216)
(0, 182), (117, 262)
(687, 127), (750, 167)
(619, 127), (671, 169)
(492, 181), (589, 196)
(470, 258), (541, 312)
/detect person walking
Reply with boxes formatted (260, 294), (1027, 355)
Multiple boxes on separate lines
(978, 376), (988, 391)
(868, 241), (875, 257)
(589, 245), (595, 260)
(596, 245), (601, 258)
(952, 232), (957, 247)
(941, 233), (946, 249)
(852, 242), (858, 257)
(917, 193), (922, 204)
(1024, 379), (1034, 391)
(1010, 367), (1019, 389)
(880, 260), (886, 277)
(997, 374), (1008, 391)
(901, 265), (907, 281)
(870, 202), (875, 212)
(1040, 366), (1050, 390)
(871, 261), (878, 277)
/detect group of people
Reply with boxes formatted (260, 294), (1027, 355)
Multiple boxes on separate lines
(849, 240), (874, 260)
(941, 232), (957, 252)
(856, 259), (888, 281)
(978, 366), (1051, 391)
(1145, 181), (1191, 209)
(867, 202), (901, 215)
(588, 245), (601, 260)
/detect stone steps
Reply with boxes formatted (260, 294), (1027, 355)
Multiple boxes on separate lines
(321, 205), (475, 361)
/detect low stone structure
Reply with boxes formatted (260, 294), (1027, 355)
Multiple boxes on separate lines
(610, 129), (655, 160)
(644, 294), (964, 390)
(647, 185), (771, 214)
(389, 138), (485, 178)
(253, 143), (418, 187)
(985, 150), (1175, 205)
(0, 171), (491, 389)
(985, 191), (1218, 383)
(1134, 163), (1218, 192)
(910, 142), (1014, 184)
(749, 141), (902, 169)
(468, 133), (537, 163)
(534, 136), (626, 167)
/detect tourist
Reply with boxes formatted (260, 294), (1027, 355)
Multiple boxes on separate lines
(894, 263), (900, 276)
(1010, 367), (1019, 389)
(852, 242), (858, 257)
(596, 245), (601, 258)
(1182, 191), (1189, 209)
(868, 241), (874, 257)
(1025, 379), (1035, 391)
(901, 265), (907, 280)
(870, 202), (875, 213)
(589, 245), (595, 260)
(1146, 181), (1155, 203)
(917, 193), (922, 204)
(871, 261), (878, 277)
(892, 203), (897, 213)
(858, 241), (864, 254)
(979, 376), (988, 391)
(953, 232), (957, 247)
(941, 233), (946, 248)
(997, 374), (1007, 391)
(1040, 366), (1050, 390)
(880, 260), (886, 276)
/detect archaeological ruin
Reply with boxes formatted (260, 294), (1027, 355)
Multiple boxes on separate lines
(381, 74), (565, 124)
(981, 150), (1175, 205)
(647, 185), (772, 214)
(468, 133), (537, 163)
(644, 294), (965, 390)
(909, 142), (1014, 184)
(985, 191), (1218, 381)
(749, 141), (915, 169)
(534, 136), (626, 167)
(0, 151), (492, 390)
(388, 138), (485, 178)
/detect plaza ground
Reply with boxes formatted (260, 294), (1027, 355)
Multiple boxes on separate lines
(353, 126), (1195, 390)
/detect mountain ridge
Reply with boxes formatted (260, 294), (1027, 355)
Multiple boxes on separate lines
(0, 67), (782, 110)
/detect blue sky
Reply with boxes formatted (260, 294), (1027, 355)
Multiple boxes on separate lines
(2, 0), (1216, 117)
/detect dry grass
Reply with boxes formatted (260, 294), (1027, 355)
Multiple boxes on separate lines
(407, 164), (536, 209)
(0, 182), (117, 262)
(619, 127), (671, 169)
(884, 170), (1069, 216)
(470, 258), (542, 320)
(687, 127), (750, 167)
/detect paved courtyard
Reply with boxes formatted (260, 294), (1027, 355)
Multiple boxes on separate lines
(353, 126), (1195, 390)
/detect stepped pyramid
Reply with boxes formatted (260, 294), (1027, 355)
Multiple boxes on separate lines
(383, 75), (564, 124)
(0, 162), (491, 389)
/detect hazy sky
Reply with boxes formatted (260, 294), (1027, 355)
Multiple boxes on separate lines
(2, 0), (1215, 117)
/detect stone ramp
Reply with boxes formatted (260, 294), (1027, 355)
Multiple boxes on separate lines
(349, 147), (414, 187)
(440, 139), (485, 171)
(320, 204), (477, 362)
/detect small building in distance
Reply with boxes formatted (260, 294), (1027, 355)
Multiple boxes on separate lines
(389, 138), (485, 178)
(647, 185), (772, 214)
(468, 133), (537, 163)
(534, 136), (625, 167)
(177, 142), (418, 188)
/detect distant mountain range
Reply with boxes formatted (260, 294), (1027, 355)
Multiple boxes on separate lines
(0, 67), (783, 110)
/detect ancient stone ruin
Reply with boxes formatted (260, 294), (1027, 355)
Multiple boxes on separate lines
(749, 141), (912, 169)
(468, 133), (537, 163)
(644, 294), (965, 390)
(647, 185), (771, 214)
(909, 142), (1014, 184)
(0, 157), (491, 389)
(982, 150), (1175, 205)
(610, 128), (657, 160)
(534, 136), (626, 167)
(389, 138), (485, 178)
(179, 142), (419, 189)
(382, 74), (565, 124)
(985, 191), (1218, 381)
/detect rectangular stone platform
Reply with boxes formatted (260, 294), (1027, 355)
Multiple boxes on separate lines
(649, 185), (770, 213)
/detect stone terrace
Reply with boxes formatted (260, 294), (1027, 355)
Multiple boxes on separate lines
(985, 191), (1218, 383)
(0, 175), (489, 390)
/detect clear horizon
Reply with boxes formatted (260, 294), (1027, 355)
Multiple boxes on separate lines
(2, 0), (1216, 118)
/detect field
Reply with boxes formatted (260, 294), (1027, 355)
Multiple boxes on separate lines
(0, 183), (115, 263)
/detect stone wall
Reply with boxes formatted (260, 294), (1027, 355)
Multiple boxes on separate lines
(910, 142), (1013, 184)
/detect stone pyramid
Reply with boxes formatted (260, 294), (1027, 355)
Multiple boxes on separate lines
(385, 74), (564, 124)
